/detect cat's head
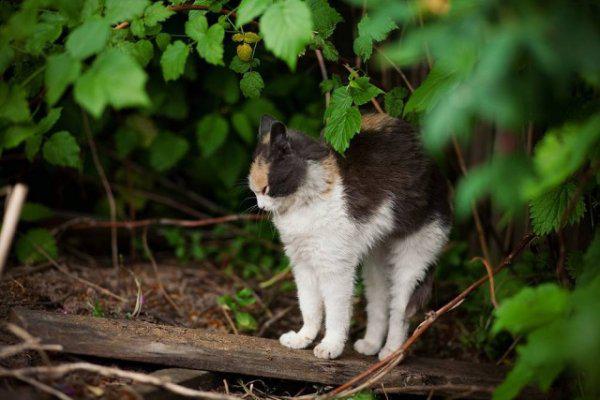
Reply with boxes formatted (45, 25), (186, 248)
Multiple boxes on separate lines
(248, 115), (333, 212)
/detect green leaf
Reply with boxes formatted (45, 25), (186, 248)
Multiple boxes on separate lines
(232, 112), (254, 143)
(234, 311), (258, 332)
(184, 13), (208, 41)
(353, 14), (396, 60)
(144, 1), (175, 26)
(160, 41), (189, 81)
(148, 132), (189, 171)
(21, 203), (54, 222)
(240, 71), (264, 98)
(384, 87), (406, 117)
(196, 23), (225, 65)
(24, 15), (63, 56)
(493, 284), (569, 335)
(455, 155), (533, 218)
(155, 32), (171, 51)
(16, 228), (58, 265)
(66, 17), (110, 60)
(0, 41), (14, 75)
(526, 115), (600, 198)
(0, 84), (30, 123)
(306, 0), (342, 38)
(260, 0), (313, 70)
(74, 49), (149, 118)
(45, 53), (82, 105)
(105, 0), (149, 24)
(130, 18), (146, 37)
(25, 108), (63, 160)
(1, 126), (37, 149)
(196, 113), (229, 157)
(404, 66), (455, 116)
(530, 183), (586, 236)
(42, 131), (81, 169)
(348, 76), (383, 105)
(324, 88), (362, 153)
(230, 56), (252, 74)
(321, 40), (339, 61)
(237, 0), (271, 27)
(114, 127), (140, 158)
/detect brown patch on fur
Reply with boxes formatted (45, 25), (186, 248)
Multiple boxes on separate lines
(321, 153), (340, 196)
(261, 132), (270, 144)
(249, 157), (269, 192)
(361, 113), (395, 132)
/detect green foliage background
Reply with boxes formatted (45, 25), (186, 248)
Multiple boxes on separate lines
(1, 0), (599, 398)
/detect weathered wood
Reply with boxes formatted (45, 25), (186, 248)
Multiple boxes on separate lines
(11, 308), (507, 397)
(127, 368), (216, 400)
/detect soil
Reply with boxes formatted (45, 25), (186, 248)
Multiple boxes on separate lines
(0, 257), (484, 399)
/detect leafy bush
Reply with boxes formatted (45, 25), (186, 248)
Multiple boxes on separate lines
(1, 0), (599, 398)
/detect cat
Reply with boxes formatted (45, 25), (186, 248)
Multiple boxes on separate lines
(248, 114), (452, 360)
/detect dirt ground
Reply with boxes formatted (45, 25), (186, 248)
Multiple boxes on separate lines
(0, 257), (480, 399)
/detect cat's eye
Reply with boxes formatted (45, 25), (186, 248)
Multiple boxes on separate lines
(262, 186), (269, 195)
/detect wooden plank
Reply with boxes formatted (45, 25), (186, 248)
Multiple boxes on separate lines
(127, 368), (216, 400)
(11, 308), (507, 397)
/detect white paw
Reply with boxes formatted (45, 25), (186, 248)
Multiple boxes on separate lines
(353, 339), (381, 356)
(378, 346), (397, 361)
(313, 340), (345, 359)
(279, 331), (313, 349)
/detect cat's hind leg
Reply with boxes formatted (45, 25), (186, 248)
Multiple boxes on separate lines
(379, 219), (448, 360)
(354, 246), (390, 356)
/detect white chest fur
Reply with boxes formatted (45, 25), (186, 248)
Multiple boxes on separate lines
(272, 182), (395, 270)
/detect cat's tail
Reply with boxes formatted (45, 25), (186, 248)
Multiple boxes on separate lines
(405, 267), (435, 318)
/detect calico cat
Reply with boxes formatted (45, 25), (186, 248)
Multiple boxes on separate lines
(248, 114), (451, 360)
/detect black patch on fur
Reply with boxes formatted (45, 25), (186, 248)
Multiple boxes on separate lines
(253, 116), (329, 198)
(336, 117), (452, 237)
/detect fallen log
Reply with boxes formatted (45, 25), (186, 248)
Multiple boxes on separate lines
(11, 308), (506, 398)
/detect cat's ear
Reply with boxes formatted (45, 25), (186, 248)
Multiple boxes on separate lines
(270, 121), (290, 153)
(259, 114), (277, 138)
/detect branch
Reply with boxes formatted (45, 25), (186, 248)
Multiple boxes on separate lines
(65, 214), (264, 230)
(114, 4), (256, 30)
(0, 362), (241, 400)
(314, 49), (331, 107)
(325, 233), (535, 398)
(0, 183), (28, 276)
(82, 111), (119, 269)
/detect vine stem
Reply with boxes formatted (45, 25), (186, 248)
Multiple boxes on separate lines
(323, 233), (535, 399)
(114, 4), (257, 30)
(82, 110), (119, 270)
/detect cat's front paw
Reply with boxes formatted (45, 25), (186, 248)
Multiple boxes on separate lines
(313, 340), (344, 359)
(377, 346), (398, 361)
(279, 331), (313, 349)
(353, 339), (381, 356)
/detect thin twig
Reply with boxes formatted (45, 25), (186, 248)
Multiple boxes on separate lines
(452, 135), (492, 263)
(257, 305), (293, 336)
(220, 307), (239, 335)
(82, 111), (119, 269)
(0, 362), (241, 400)
(0, 340), (62, 359)
(30, 242), (126, 302)
(5, 323), (56, 365)
(315, 50), (331, 107)
(0, 183), (28, 276)
(375, 47), (415, 92)
(472, 257), (498, 308)
(259, 266), (291, 289)
(324, 233), (535, 398)
(5, 370), (73, 400)
(141, 227), (184, 317)
(66, 214), (264, 230)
